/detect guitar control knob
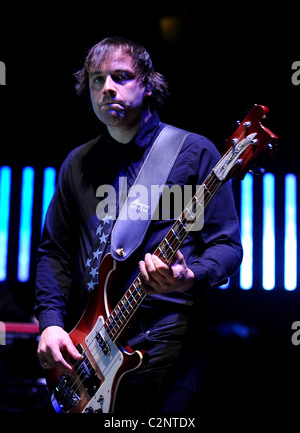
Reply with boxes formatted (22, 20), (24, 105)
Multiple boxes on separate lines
(84, 406), (94, 413)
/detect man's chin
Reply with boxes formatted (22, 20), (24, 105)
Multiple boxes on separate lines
(98, 109), (126, 125)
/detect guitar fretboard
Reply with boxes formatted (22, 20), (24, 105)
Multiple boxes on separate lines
(104, 171), (223, 342)
(102, 104), (278, 343)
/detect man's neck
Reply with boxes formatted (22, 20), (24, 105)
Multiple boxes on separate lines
(107, 107), (152, 144)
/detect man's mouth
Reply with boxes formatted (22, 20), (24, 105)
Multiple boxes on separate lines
(101, 101), (124, 109)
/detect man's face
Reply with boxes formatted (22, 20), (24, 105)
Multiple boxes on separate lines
(89, 48), (150, 129)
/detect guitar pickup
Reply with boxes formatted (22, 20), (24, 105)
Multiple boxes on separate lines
(95, 332), (111, 356)
(71, 344), (102, 395)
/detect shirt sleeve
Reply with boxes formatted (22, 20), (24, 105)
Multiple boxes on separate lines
(34, 152), (79, 333)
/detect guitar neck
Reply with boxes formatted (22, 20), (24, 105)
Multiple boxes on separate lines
(155, 171), (222, 264)
(104, 171), (223, 342)
(103, 104), (278, 342)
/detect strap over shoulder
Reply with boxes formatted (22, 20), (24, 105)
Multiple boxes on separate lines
(111, 124), (191, 261)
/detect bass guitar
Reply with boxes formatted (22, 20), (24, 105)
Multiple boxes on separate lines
(46, 104), (278, 413)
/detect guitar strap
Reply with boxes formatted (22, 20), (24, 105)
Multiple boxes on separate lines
(84, 123), (190, 291)
(111, 123), (191, 261)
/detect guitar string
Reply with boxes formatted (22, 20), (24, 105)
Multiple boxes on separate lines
(107, 179), (221, 343)
(56, 174), (222, 409)
(102, 175), (221, 342)
(55, 177), (221, 409)
(55, 130), (264, 409)
(98, 176), (222, 344)
(55, 175), (222, 409)
(104, 136), (261, 342)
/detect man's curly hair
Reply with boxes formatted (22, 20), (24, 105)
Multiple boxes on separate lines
(74, 36), (169, 109)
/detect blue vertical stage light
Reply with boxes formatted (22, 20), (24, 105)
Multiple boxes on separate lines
(41, 167), (56, 232)
(240, 173), (253, 290)
(284, 174), (297, 291)
(17, 167), (35, 282)
(0, 166), (12, 281)
(262, 173), (275, 290)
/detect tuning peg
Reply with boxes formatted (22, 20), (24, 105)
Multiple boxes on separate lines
(249, 166), (265, 176)
(268, 141), (279, 159)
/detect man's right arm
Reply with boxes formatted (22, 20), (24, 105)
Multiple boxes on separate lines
(35, 154), (79, 332)
(37, 325), (82, 373)
(35, 155), (81, 370)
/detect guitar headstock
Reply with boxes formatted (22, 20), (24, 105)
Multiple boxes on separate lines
(213, 105), (278, 183)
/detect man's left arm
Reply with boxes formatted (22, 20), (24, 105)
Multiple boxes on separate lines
(138, 148), (243, 293)
(139, 181), (243, 294)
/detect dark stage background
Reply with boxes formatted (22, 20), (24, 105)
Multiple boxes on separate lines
(0, 5), (299, 424)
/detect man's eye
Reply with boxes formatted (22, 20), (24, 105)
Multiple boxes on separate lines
(94, 76), (104, 84)
(114, 72), (132, 83)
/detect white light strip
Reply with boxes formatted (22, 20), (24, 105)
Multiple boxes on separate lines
(240, 173), (253, 290)
(284, 174), (297, 291)
(262, 173), (275, 290)
(41, 167), (56, 232)
(0, 166), (11, 281)
(17, 167), (35, 282)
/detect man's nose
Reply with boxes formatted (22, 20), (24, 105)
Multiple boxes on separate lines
(103, 75), (116, 96)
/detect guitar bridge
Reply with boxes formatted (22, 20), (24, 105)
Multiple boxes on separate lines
(50, 344), (102, 413)
(51, 375), (80, 413)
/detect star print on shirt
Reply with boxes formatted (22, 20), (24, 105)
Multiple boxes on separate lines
(102, 214), (111, 225)
(96, 224), (103, 236)
(99, 232), (108, 244)
(87, 279), (97, 292)
(93, 248), (102, 259)
(90, 267), (98, 278)
(84, 214), (113, 292)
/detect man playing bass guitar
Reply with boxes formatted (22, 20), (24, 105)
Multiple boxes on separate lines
(35, 36), (243, 413)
